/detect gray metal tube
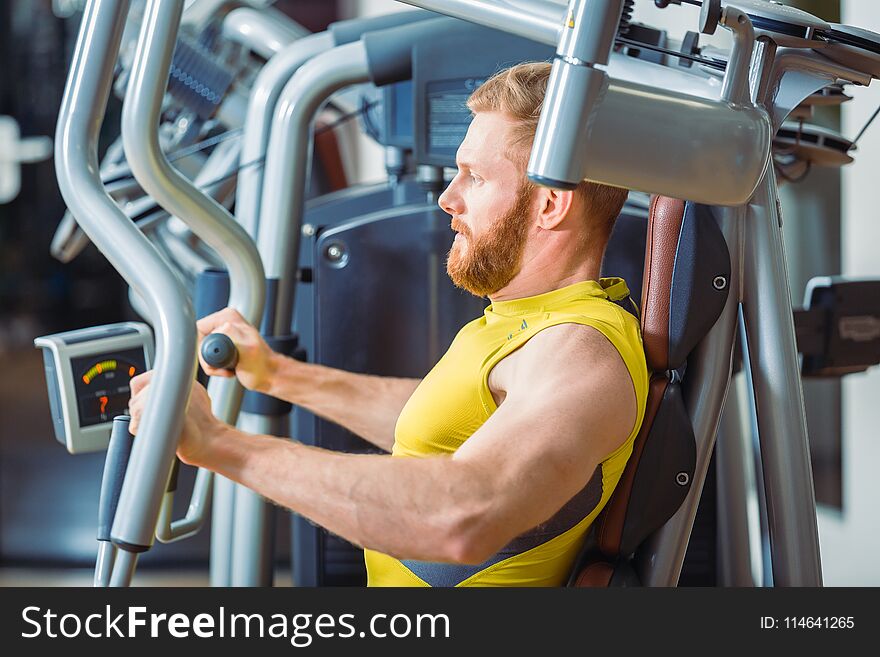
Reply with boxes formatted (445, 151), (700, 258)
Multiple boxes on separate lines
(229, 413), (286, 586)
(222, 43), (373, 583)
(55, 0), (196, 558)
(398, 0), (561, 43)
(527, 0), (624, 188)
(210, 475), (236, 586)
(579, 84), (772, 205)
(212, 30), (335, 582)
(94, 542), (116, 587)
(720, 6), (756, 104)
(740, 169), (823, 586)
(768, 49), (871, 130)
(222, 7), (305, 59)
(122, 0), (266, 541)
(219, 29), (335, 586)
(230, 482), (275, 586)
(258, 41), (371, 332)
(109, 550), (138, 587)
(716, 368), (760, 587)
(236, 31), (336, 238)
(637, 205), (743, 587)
(556, 0), (622, 66)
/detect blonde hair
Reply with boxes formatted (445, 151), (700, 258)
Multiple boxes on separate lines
(467, 61), (628, 248)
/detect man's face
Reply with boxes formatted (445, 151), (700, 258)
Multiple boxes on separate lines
(438, 112), (536, 297)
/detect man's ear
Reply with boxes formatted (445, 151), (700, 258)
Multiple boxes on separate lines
(536, 186), (575, 230)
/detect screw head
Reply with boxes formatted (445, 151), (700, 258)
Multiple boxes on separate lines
(323, 241), (349, 268)
(713, 276), (727, 290)
(676, 472), (690, 486)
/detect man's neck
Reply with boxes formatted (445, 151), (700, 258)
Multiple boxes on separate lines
(488, 257), (603, 303)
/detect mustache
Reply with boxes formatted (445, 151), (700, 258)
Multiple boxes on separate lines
(450, 219), (472, 237)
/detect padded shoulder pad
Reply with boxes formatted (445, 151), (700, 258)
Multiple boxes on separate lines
(641, 198), (730, 372)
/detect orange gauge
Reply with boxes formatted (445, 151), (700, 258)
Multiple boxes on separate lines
(76, 354), (142, 425)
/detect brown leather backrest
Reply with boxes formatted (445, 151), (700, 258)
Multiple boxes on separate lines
(575, 196), (692, 574)
(640, 196), (686, 372)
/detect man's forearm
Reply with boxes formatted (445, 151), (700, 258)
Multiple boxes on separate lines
(199, 425), (497, 563)
(263, 354), (420, 452)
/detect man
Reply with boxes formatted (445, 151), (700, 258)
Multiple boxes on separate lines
(129, 62), (649, 587)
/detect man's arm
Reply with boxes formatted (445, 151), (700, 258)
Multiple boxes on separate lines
(168, 323), (637, 564)
(265, 358), (420, 452)
(196, 307), (419, 452)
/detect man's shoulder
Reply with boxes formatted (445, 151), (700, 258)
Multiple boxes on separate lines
(521, 321), (620, 361)
(501, 322), (630, 392)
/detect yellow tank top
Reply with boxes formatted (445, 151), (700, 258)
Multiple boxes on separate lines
(364, 278), (649, 586)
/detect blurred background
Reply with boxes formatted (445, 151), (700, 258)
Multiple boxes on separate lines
(0, 0), (877, 586)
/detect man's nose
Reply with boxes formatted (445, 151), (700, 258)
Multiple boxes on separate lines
(438, 181), (462, 216)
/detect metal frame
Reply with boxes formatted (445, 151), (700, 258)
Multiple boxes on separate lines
(55, 0), (196, 587)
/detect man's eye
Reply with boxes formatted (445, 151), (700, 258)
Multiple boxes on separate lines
(470, 174), (481, 184)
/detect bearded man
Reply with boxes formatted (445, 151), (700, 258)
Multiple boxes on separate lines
(129, 62), (649, 587)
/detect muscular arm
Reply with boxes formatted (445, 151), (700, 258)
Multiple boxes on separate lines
(264, 356), (419, 452)
(186, 323), (638, 563)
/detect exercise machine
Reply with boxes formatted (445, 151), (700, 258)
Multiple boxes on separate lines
(45, 0), (880, 587)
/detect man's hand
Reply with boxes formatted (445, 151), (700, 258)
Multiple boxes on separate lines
(197, 307), (277, 393)
(128, 370), (224, 466)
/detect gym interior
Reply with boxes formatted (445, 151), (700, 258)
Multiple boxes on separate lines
(0, 0), (878, 588)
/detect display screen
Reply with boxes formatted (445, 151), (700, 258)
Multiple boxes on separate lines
(70, 347), (147, 428)
(425, 78), (486, 162)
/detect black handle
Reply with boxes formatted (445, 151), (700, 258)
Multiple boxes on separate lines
(97, 416), (135, 542)
(201, 332), (238, 370)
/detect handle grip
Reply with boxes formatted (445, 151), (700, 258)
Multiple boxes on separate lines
(97, 416), (135, 542)
(201, 333), (238, 370)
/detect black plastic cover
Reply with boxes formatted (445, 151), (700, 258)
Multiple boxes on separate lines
(620, 383), (695, 557)
(362, 17), (459, 87)
(667, 203), (731, 369)
(194, 268), (230, 320)
(799, 277), (880, 377)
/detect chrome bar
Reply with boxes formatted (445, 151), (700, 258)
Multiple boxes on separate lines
(740, 168), (823, 586)
(236, 31), (335, 238)
(258, 41), (371, 331)
(55, 0), (196, 580)
(121, 0), (266, 542)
